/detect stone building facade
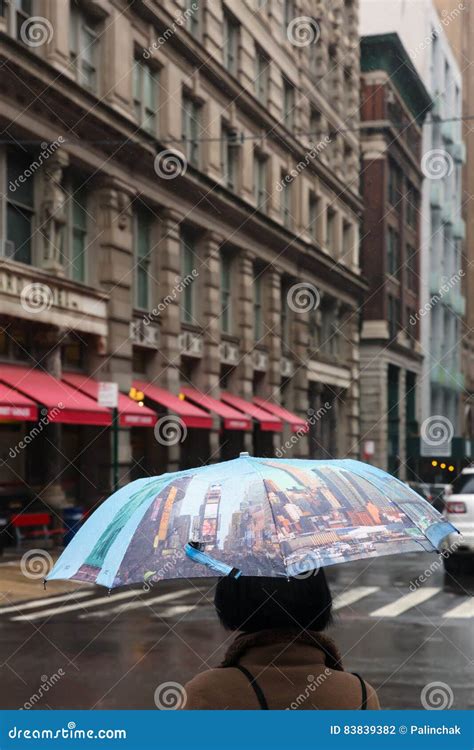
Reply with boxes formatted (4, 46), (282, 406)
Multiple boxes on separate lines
(0, 0), (364, 509)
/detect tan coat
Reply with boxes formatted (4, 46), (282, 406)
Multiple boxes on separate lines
(184, 629), (381, 710)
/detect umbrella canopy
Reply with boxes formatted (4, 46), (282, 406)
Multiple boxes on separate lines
(47, 455), (457, 589)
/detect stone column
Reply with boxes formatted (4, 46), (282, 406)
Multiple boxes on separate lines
(91, 177), (135, 488)
(237, 251), (255, 453)
(41, 330), (67, 510)
(292, 300), (310, 458)
(151, 208), (184, 472)
(195, 231), (224, 462)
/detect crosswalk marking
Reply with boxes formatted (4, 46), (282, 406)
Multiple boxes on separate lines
(0, 590), (93, 615)
(370, 587), (440, 617)
(79, 588), (196, 619)
(11, 588), (146, 622)
(333, 586), (380, 611)
(443, 598), (474, 619)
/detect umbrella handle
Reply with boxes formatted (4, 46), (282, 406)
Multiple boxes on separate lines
(185, 542), (242, 578)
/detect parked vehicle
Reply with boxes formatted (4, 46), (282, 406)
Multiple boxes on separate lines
(409, 482), (449, 511)
(442, 468), (474, 574)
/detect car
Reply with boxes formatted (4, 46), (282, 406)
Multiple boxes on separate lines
(408, 482), (449, 511)
(442, 467), (474, 574)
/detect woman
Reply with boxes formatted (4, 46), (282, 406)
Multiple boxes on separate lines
(184, 570), (380, 710)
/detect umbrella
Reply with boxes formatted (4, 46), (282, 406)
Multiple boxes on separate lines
(47, 455), (457, 589)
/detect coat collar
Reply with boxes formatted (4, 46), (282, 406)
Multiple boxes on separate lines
(220, 628), (344, 671)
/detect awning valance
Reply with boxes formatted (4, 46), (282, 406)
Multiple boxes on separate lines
(220, 392), (282, 432)
(180, 387), (251, 431)
(63, 373), (157, 428)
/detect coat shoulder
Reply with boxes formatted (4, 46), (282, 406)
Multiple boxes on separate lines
(183, 669), (231, 710)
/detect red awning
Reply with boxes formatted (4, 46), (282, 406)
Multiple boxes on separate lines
(0, 365), (111, 426)
(134, 379), (212, 429)
(253, 397), (309, 434)
(220, 392), (283, 432)
(63, 373), (157, 428)
(180, 387), (252, 431)
(0, 382), (38, 422)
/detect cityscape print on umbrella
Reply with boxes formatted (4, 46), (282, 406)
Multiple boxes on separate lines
(68, 458), (449, 587)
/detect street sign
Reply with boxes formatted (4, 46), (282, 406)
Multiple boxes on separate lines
(98, 381), (119, 409)
(363, 440), (375, 458)
(420, 437), (452, 457)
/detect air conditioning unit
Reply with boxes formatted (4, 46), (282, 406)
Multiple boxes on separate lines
(1, 239), (16, 258)
(281, 357), (294, 378)
(220, 341), (239, 365)
(252, 349), (268, 372)
(129, 319), (160, 349)
(179, 331), (203, 358)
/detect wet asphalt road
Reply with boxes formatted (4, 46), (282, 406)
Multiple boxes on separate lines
(0, 551), (472, 710)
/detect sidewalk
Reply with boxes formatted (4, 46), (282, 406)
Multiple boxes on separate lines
(0, 547), (84, 606)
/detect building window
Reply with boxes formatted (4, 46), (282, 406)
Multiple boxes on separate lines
(14, 0), (32, 41)
(280, 280), (291, 351)
(309, 192), (319, 241)
(220, 251), (232, 334)
(281, 171), (292, 228)
(326, 207), (336, 251)
(181, 230), (197, 324)
(283, 78), (295, 131)
(320, 304), (340, 358)
(387, 364), (400, 476)
(388, 295), (400, 339)
(6, 151), (35, 265)
(308, 307), (320, 350)
(221, 123), (238, 191)
(406, 187), (418, 228)
(387, 226), (399, 277)
(134, 207), (152, 311)
(342, 220), (352, 259)
(387, 162), (401, 206)
(310, 108), (323, 143)
(255, 47), (269, 104)
(254, 266), (263, 341)
(223, 10), (239, 76)
(182, 94), (201, 168)
(70, 3), (100, 92)
(186, 0), (201, 39)
(283, 0), (295, 30)
(254, 152), (267, 211)
(133, 59), (157, 135)
(68, 178), (88, 283)
(406, 244), (417, 292)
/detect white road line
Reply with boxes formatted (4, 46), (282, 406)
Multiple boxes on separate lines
(79, 588), (196, 619)
(0, 590), (94, 615)
(333, 586), (380, 611)
(11, 588), (146, 622)
(370, 587), (440, 617)
(443, 598), (474, 619)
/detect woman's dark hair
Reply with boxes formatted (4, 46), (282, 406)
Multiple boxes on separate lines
(214, 569), (332, 633)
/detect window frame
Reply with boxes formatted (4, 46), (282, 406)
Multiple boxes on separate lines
(182, 93), (201, 168)
(223, 10), (239, 76)
(180, 229), (197, 324)
(133, 206), (153, 311)
(220, 250), (233, 334)
(133, 57), (158, 136)
(69, 3), (100, 92)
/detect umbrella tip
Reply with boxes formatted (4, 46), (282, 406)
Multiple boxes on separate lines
(239, 451), (250, 458)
